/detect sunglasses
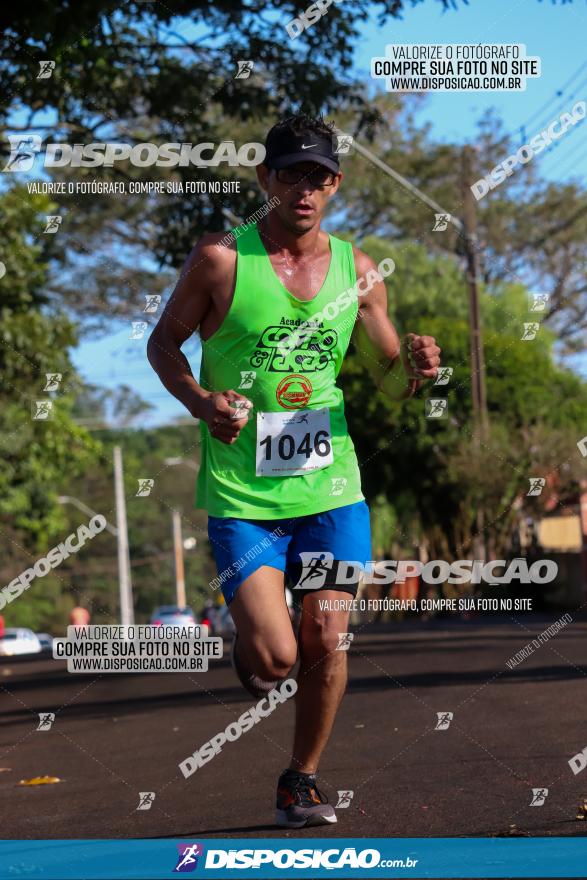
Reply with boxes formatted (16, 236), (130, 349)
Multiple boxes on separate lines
(275, 167), (337, 188)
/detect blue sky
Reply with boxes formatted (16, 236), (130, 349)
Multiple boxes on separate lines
(72, 0), (587, 426)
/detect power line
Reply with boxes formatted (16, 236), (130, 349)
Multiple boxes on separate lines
(60, 552), (174, 575)
(548, 125), (587, 166)
(524, 73), (587, 145)
(71, 418), (196, 430)
(514, 59), (587, 139)
(557, 142), (587, 178)
(537, 117), (585, 168)
(348, 137), (463, 233)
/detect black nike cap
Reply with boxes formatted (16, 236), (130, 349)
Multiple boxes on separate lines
(264, 127), (340, 174)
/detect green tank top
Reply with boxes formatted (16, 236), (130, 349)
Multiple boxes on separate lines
(195, 221), (364, 519)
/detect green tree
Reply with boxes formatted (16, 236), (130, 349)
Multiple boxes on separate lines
(0, 185), (101, 628)
(2, 1), (582, 335)
(57, 423), (213, 630)
(342, 239), (587, 559)
(336, 95), (587, 350)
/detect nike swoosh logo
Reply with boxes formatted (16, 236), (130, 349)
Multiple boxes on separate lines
(301, 143), (318, 149)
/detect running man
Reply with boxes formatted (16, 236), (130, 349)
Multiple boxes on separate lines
(147, 113), (440, 828)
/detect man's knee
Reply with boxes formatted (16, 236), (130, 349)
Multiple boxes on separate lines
(246, 636), (297, 680)
(300, 613), (347, 659)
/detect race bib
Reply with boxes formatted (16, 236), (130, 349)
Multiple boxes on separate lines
(256, 408), (333, 477)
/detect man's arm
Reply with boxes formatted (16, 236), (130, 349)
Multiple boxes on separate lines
(352, 248), (441, 401)
(147, 234), (252, 444)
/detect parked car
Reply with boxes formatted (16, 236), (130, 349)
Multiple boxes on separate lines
(212, 604), (235, 637)
(0, 628), (42, 657)
(197, 600), (234, 637)
(36, 633), (54, 652)
(149, 605), (199, 628)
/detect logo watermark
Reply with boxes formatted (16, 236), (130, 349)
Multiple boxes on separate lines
(37, 61), (55, 79)
(530, 788), (548, 806)
(334, 134), (354, 155)
(569, 746), (587, 776)
(43, 216), (62, 233)
(329, 477), (348, 496)
(174, 844), (204, 873)
(130, 321), (148, 340)
(426, 398), (448, 419)
(200, 846), (408, 871)
(32, 400), (53, 420)
(435, 712), (453, 731)
(0, 516), (107, 611)
(3, 139), (265, 171)
(527, 477), (546, 496)
(235, 61), (254, 79)
(506, 613), (572, 670)
(143, 295), (161, 314)
(277, 257), (395, 359)
(215, 197), (281, 250)
(434, 367), (453, 386)
(372, 43), (540, 92)
(336, 790), (354, 808)
(294, 556), (558, 589)
(43, 373), (62, 391)
(521, 322), (540, 341)
(336, 632), (354, 651)
(53, 625), (221, 674)
(238, 371), (256, 389)
(530, 293), (549, 312)
(136, 479), (154, 497)
(433, 213), (451, 231)
(210, 527), (285, 592)
(136, 792), (156, 811)
(179, 678), (297, 777)
(36, 713), (55, 731)
(472, 102), (585, 200)
(285, 0), (345, 40)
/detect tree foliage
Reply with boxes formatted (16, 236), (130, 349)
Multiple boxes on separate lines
(1, 0), (585, 629)
(337, 96), (587, 350)
(342, 239), (587, 558)
(2, 1), (584, 342)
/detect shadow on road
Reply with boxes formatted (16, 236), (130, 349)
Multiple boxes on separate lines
(2, 657), (586, 728)
(149, 824), (282, 837)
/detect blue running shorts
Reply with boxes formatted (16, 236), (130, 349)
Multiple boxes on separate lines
(207, 500), (372, 606)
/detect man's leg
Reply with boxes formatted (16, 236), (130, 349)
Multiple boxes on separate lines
(228, 565), (298, 681)
(289, 590), (351, 774)
(273, 501), (369, 825)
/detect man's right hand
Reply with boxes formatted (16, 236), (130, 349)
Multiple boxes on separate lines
(199, 390), (253, 445)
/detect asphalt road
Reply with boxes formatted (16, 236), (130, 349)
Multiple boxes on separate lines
(1, 615), (587, 841)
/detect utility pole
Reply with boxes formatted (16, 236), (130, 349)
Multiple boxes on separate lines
(113, 446), (134, 626)
(342, 133), (491, 558)
(172, 510), (187, 608)
(351, 134), (489, 436)
(461, 145), (489, 441)
(462, 146), (489, 559)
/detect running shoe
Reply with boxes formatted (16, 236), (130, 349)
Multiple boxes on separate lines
(230, 633), (280, 699)
(275, 768), (337, 828)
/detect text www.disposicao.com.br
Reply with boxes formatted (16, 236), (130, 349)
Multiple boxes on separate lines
(70, 657), (202, 671)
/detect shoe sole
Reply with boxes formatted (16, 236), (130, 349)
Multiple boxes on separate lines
(230, 634), (280, 700)
(275, 809), (337, 828)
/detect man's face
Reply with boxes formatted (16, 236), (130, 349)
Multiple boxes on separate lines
(257, 161), (342, 233)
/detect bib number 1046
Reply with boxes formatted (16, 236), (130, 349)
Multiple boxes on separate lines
(260, 429), (331, 461)
(256, 409), (334, 476)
